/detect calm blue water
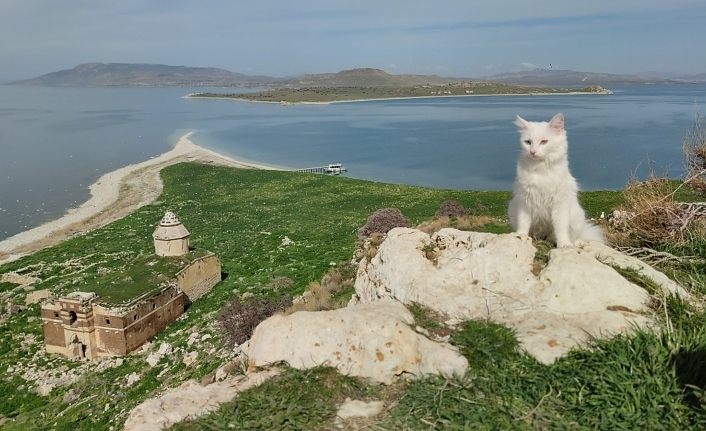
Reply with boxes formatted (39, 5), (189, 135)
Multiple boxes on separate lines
(0, 84), (705, 240)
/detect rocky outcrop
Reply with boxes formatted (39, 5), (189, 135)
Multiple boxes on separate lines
(123, 369), (279, 431)
(353, 228), (687, 364)
(247, 301), (468, 384)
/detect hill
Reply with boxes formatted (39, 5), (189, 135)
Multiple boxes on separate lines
(281, 67), (460, 87)
(483, 68), (687, 87)
(15, 64), (464, 88)
(14, 63), (280, 87)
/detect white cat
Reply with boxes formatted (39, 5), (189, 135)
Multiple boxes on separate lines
(508, 113), (605, 247)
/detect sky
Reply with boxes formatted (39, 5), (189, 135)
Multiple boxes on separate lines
(1, 0), (705, 81)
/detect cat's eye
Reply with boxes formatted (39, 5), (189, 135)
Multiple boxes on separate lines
(523, 140), (531, 145)
(540, 140), (548, 145)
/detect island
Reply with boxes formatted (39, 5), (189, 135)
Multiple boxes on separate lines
(186, 83), (612, 104)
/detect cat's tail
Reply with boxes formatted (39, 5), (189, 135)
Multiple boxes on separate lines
(575, 220), (606, 244)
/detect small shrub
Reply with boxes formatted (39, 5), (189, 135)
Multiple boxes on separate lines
(357, 208), (410, 240)
(217, 296), (292, 347)
(436, 199), (467, 218)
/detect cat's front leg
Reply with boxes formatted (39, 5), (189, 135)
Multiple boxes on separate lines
(511, 200), (532, 236)
(551, 205), (572, 248)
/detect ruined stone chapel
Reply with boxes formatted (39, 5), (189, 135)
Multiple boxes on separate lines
(41, 211), (221, 360)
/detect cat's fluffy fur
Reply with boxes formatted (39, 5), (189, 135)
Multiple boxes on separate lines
(508, 113), (605, 247)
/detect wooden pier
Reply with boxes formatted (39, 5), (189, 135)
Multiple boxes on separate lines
(294, 163), (348, 175)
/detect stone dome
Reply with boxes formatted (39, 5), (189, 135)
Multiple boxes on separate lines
(159, 211), (182, 227)
(153, 211), (190, 241)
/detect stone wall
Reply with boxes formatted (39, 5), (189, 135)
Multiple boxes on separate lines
(176, 254), (221, 302)
(121, 287), (187, 354)
(94, 285), (187, 356)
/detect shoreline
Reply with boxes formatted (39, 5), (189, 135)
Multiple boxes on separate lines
(0, 132), (274, 265)
(185, 90), (612, 105)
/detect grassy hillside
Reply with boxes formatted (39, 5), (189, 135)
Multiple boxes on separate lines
(191, 83), (608, 103)
(0, 164), (704, 430)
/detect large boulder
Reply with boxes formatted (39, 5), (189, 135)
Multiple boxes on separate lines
(353, 228), (687, 364)
(247, 301), (468, 384)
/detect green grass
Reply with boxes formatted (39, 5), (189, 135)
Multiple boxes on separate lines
(0, 163), (702, 430)
(80, 249), (210, 305)
(171, 367), (374, 431)
(0, 281), (19, 293)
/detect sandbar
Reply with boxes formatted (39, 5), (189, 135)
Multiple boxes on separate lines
(0, 132), (274, 265)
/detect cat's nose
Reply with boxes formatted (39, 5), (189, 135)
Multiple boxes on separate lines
(530, 149), (537, 156)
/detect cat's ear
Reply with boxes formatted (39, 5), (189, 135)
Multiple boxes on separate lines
(514, 115), (529, 131)
(548, 113), (564, 132)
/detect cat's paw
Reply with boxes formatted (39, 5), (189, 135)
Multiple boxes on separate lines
(557, 241), (574, 248)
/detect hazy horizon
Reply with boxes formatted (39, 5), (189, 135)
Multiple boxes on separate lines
(2, 1), (706, 82)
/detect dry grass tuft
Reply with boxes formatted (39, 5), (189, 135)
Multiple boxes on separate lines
(355, 232), (386, 261)
(417, 215), (494, 235)
(285, 263), (357, 314)
(609, 173), (702, 247)
(683, 114), (706, 195)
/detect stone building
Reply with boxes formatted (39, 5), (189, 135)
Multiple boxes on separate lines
(41, 212), (221, 360)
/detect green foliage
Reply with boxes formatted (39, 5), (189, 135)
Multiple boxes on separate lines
(0, 281), (19, 293)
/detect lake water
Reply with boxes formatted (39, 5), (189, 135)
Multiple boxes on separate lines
(1, 84), (705, 240)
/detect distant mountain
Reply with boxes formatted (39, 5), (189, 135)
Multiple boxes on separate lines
(280, 68), (461, 87)
(482, 68), (699, 87)
(14, 63), (281, 87)
(14, 64), (465, 88)
(17, 63), (705, 89)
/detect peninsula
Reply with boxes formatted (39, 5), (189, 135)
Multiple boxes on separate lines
(187, 83), (611, 104)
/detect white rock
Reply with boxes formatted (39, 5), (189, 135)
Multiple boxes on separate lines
(37, 384), (54, 396)
(200, 333), (212, 342)
(187, 332), (199, 347)
(25, 289), (51, 305)
(183, 351), (199, 366)
(124, 369), (279, 431)
(354, 228), (687, 364)
(158, 342), (173, 356)
(146, 352), (161, 367)
(336, 398), (384, 420)
(214, 366), (228, 381)
(248, 301), (467, 384)
(126, 372), (140, 387)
